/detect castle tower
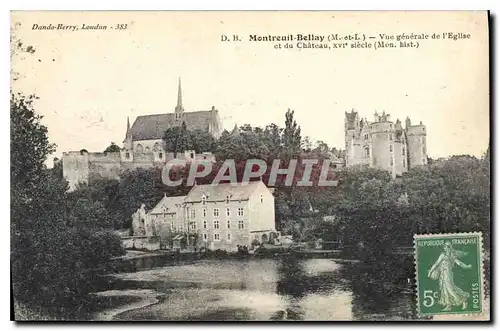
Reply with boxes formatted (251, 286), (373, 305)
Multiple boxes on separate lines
(121, 116), (134, 162)
(370, 112), (396, 177)
(405, 118), (427, 168)
(344, 110), (360, 166)
(174, 77), (184, 120)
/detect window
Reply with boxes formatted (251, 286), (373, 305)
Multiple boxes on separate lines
(126, 152), (130, 159)
(403, 159), (406, 167)
(227, 220), (231, 229)
(190, 152), (194, 158)
(213, 208), (219, 217)
(170, 222), (174, 231)
(390, 157), (394, 166)
(226, 195), (230, 204)
(145, 147), (150, 153)
(389, 133), (393, 141)
(226, 208), (230, 217)
(179, 224), (184, 232)
(214, 220), (220, 229)
(202, 196), (207, 205)
(402, 147), (405, 156)
(389, 145), (393, 152)
(190, 221), (196, 230)
(203, 233), (208, 241)
(260, 195), (263, 203)
(422, 146), (426, 155)
(136, 144), (143, 153)
(364, 134), (369, 140)
(159, 152), (163, 158)
(364, 147), (370, 157)
(175, 113), (181, 120)
(203, 220), (207, 229)
(227, 233), (231, 241)
(190, 209), (196, 219)
(238, 220), (244, 229)
(214, 233), (220, 241)
(202, 208), (207, 217)
(237, 207), (244, 216)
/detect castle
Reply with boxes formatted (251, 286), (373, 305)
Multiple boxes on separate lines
(344, 110), (427, 177)
(62, 79), (222, 191)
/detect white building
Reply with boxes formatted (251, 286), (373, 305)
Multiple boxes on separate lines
(147, 181), (276, 251)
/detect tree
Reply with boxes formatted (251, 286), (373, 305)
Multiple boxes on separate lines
(191, 129), (216, 153)
(103, 142), (121, 154)
(282, 109), (302, 159)
(175, 121), (192, 156)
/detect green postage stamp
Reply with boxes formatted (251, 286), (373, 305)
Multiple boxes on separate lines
(414, 232), (484, 317)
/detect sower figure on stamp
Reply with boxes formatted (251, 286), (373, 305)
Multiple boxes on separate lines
(428, 241), (472, 311)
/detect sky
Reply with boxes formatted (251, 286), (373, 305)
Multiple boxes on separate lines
(11, 11), (490, 165)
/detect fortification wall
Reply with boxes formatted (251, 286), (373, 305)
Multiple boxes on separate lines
(62, 152), (90, 191)
(88, 152), (122, 181)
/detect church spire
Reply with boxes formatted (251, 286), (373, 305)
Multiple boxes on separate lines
(126, 116), (131, 134)
(175, 77), (184, 115)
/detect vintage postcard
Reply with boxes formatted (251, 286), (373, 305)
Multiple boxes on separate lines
(10, 11), (490, 321)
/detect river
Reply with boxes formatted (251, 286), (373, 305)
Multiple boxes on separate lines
(95, 254), (425, 321)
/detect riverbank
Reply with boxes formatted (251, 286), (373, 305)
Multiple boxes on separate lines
(92, 289), (164, 321)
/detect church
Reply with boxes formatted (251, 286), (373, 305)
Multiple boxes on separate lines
(61, 78), (222, 191)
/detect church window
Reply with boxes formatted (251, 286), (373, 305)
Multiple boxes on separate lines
(364, 147), (370, 157)
(136, 144), (143, 153)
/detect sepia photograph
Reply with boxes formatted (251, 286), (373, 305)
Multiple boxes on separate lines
(10, 10), (490, 322)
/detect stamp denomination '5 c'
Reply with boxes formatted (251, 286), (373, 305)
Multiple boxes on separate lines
(414, 232), (484, 317)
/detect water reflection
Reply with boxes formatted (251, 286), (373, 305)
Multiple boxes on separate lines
(111, 256), (416, 321)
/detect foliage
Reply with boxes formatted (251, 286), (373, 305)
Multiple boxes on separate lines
(11, 93), (125, 310)
(103, 142), (121, 154)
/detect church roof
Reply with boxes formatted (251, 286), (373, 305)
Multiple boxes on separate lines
(184, 181), (265, 203)
(130, 111), (216, 141)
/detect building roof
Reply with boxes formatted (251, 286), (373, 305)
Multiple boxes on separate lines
(130, 111), (217, 141)
(184, 181), (265, 203)
(149, 195), (187, 214)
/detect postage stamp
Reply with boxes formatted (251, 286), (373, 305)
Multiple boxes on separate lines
(414, 232), (484, 317)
